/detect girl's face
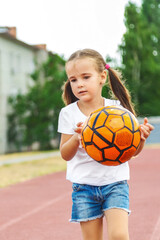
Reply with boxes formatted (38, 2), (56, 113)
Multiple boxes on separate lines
(66, 58), (107, 103)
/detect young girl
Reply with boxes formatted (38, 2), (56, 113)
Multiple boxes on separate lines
(58, 49), (154, 240)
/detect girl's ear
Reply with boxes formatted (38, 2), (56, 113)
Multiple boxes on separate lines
(100, 70), (107, 85)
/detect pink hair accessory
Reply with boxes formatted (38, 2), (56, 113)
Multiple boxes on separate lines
(105, 64), (110, 70)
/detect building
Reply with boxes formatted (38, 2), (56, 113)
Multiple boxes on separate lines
(0, 26), (50, 153)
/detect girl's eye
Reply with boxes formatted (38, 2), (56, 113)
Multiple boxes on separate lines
(84, 76), (90, 79)
(70, 79), (76, 82)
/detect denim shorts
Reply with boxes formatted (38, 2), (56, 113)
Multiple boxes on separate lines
(70, 180), (130, 222)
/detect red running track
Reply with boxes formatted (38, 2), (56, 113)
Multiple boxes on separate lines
(0, 147), (160, 240)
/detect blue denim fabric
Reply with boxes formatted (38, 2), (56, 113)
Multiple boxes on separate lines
(70, 180), (130, 222)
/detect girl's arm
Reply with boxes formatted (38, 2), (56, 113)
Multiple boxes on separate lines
(60, 122), (83, 161)
(134, 117), (154, 156)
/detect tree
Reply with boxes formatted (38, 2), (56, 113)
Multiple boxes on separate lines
(119, 0), (160, 116)
(8, 54), (66, 151)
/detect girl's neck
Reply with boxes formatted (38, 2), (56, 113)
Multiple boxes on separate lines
(77, 97), (104, 116)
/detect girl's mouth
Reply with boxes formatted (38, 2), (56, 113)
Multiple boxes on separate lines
(78, 90), (87, 94)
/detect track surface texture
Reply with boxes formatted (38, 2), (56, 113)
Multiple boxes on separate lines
(0, 147), (160, 240)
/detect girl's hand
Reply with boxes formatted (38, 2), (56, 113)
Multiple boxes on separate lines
(140, 117), (154, 141)
(74, 122), (84, 147)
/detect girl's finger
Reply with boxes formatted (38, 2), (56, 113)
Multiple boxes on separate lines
(143, 117), (148, 125)
(77, 122), (83, 127)
(140, 126), (150, 139)
(146, 123), (154, 131)
(74, 127), (82, 133)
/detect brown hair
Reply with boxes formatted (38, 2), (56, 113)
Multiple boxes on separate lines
(62, 49), (135, 115)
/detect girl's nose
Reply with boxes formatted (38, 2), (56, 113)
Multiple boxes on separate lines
(77, 79), (84, 87)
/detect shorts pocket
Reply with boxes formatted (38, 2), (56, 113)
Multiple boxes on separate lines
(72, 183), (82, 192)
(117, 180), (127, 185)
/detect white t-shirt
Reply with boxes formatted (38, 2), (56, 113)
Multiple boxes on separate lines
(58, 98), (130, 186)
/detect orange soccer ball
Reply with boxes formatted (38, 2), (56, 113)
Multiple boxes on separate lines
(81, 105), (141, 166)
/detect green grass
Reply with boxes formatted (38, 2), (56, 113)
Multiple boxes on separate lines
(0, 155), (66, 188)
(0, 149), (58, 161)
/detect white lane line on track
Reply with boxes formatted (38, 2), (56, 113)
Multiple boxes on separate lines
(0, 192), (70, 231)
(150, 216), (160, 240)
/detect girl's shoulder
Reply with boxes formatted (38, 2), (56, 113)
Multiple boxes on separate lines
(104, 98), (121, 106)
(60, 101), (78, 113)
(58, 102), (79, 134)
(59, 101), (86, 123)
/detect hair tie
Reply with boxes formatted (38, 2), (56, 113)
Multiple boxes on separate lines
(105, 64), (110, 70)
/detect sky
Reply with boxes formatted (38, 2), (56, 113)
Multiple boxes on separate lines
(0, 0), (142, 61)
